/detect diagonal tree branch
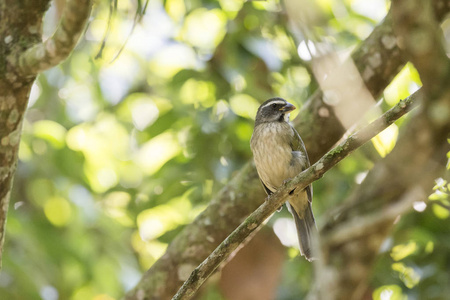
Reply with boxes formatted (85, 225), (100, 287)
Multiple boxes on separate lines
(124, 2), (450, 298)
(310, 1), (450, 298)
(392, 0), (449, 98)
(172, 92), (420, 300)
(11, 0), (92, 76)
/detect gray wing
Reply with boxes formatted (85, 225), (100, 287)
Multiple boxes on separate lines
(290, 126), (313, 203)
(260, 173), (286, 211)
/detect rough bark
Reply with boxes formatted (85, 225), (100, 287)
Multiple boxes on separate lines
(172, 92), (420, 300)
(313, 1), (450, 299)
(0, 0), (91, 268)
(124, 1), (450, 299)
(13, 0), (91, 76)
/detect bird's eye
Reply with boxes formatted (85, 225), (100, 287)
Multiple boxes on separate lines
(271, 103), (277, 107)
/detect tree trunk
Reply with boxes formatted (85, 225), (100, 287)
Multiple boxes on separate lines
(0, 0), (50, 268)
(0, 0), (91, 268)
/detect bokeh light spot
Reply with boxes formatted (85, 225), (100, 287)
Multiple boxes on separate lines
(44, 197), (72, 227)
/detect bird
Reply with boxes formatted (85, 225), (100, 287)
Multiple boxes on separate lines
(250, 97), (317, 261)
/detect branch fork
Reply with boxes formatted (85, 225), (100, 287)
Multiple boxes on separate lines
(172, 92), (419, 300)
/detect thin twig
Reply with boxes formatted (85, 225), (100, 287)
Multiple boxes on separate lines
(172, 91), (420, 300)
(325, 186), (426, 246)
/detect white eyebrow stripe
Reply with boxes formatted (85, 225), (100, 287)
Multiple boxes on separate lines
(261, 100), (285, 109)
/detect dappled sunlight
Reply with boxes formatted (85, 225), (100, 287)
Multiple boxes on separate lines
(60, 80), (99, 122)
(102, 192), (134, 227)
(219, 0), (244, 15)
(391, 262), (421, 289)
(118, 93), (173, 130)
(180, 79), (216, 107)
(66, 116), (131, 192)
(4, 0), (450, 299)
(149, 43), (198, 78)
(429, 178), (450, 220)
(99, 55), (142, 104)
(252, 0), (282, 12)
(390, 241), (418, 261)
(44, 197), (73, 227)
(136, 131), (181, 175)
(371, 124), (399, 157)
(229, 94), (260, 120)
(373, 285), (406, 300)
(165, 0), (186, 22)
(33, 120), (67, 149)
(432, 204), (450, 219)
(384, 63), (422, 106)
(131, 231), (168, 269)
(137, 196), (192, 241)
(181, 8), (227, 51)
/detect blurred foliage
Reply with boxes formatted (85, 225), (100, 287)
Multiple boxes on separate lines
(2, 0), (450, 299)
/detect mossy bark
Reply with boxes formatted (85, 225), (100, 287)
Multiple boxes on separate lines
(0, 0), (91, 268)
(0, 0), (51, 269)
(124, 2), (450, 299)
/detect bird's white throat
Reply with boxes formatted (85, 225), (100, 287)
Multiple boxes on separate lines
(284, 113), (290, 122)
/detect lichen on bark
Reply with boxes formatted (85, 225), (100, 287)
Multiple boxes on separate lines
(0, 0), (92, 268)
(124, 2), (450, 299)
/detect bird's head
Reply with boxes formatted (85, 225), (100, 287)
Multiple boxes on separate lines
(255, 97), (296, 125)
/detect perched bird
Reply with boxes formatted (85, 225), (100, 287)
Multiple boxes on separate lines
(250, 97), (317, 261)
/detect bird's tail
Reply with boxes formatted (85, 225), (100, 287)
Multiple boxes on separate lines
(287, 201), (317, 261)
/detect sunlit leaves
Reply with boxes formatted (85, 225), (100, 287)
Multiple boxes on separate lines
(235, 122), (253, 141)
(252, 0), (282, 12)
(60, 81), (99, 122)
(66, 116), (130, 192)
(131, 231), (168, 269)
(26, 178), (55, 206)
(272, 66), (311, 107)
(99, 55), (142, 104)
(390, 241), (418, 261)
(181, 8), (227, 51)
(149, 43), (198, 78)
(373, 285), (406, 300)
(33, 120), (67, 149)
(136, 131), (181, 175)
(137, 195), (192, 240)
(219, 0), (244, 16)
(165, 0), (186, 22)
(391, 263), (421, 289)
(432, 204), (450, 219)
(102, 192), (134, 227)
(70, 52), (94, 81)
(44, 197), (73, 227)
(429, 178), (450, 219)
(371, 124), (398, 157)
(5, 0), (450, 299)
(229, 94), (260, 119)
(118, 93), (173, 130)
(180, 79), (216, 107)
(384, 63), (421, 107)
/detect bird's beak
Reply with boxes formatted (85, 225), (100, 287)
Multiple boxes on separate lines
(280, 102), (296, 112)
